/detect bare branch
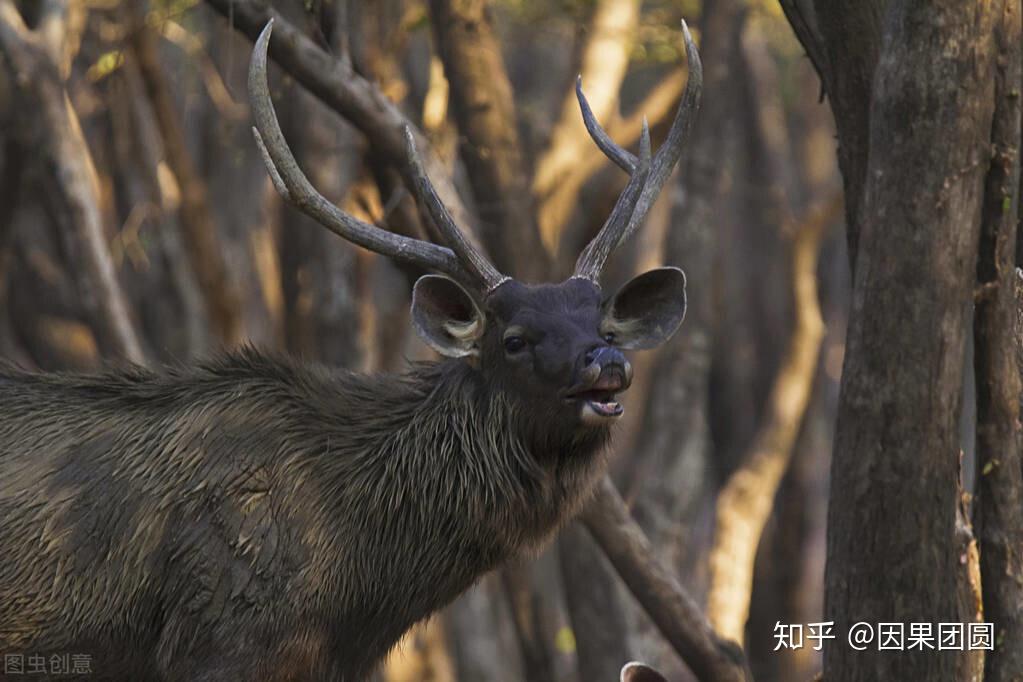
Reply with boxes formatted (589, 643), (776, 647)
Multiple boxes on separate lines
(202, 0), (476, 239)
(558, 523), (631, 680)
(706, 195), (837, 645)
(580, 477), (751, 682)
(777, 0), (884, 271)
(35, 0), (66, 66)
(775, 0), (829, 92)
(158, 18), (247, 121)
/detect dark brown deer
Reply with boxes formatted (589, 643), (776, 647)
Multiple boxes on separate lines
(0, 20), (701, 682)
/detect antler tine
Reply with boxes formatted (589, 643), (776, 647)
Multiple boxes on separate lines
(403, 127), (509, 293)
(573, 19), (703, 282)
(574, 121), (652, 282)
(248, 20), (473, 286)
(576, 75), (637, 174)
(621, 20), (702, 243)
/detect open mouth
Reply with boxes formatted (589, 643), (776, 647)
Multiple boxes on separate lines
(578, 391), (623, 419)
(565, 374), (625, 422)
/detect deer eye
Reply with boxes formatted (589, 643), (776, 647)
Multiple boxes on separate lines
(603, 332), (616, 345)
(503, 336), (527, 353)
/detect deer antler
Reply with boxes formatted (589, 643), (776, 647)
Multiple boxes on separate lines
(248, 20), (505, 293)
(402, 128), (509, 292)
(573, 20), (703, 283)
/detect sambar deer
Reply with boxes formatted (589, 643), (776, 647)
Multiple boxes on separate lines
(0, 19), (701, 681)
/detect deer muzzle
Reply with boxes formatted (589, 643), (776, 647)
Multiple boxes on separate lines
(566, 347), (633, 424)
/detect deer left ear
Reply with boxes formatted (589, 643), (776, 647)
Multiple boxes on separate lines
(411, 275), (485, 357)
(601, 267), (687, 350)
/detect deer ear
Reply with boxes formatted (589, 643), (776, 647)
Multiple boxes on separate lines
(620, 662), (668, 682)
(411, 275), (485, 358)
(602, 267), (686, 350)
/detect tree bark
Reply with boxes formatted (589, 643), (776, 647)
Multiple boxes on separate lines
(974, 2), (1023, 679)
(823, 3), (1000, 681)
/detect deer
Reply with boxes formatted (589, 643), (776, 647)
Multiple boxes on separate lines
(0, 18), (701, 682)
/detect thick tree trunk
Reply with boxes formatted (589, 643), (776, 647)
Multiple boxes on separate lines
(823, 3), (1000, 682)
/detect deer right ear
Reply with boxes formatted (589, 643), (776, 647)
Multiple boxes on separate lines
(411, 275), (485, 358)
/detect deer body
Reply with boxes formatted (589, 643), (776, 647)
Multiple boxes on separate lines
(0, 349), (607, 680)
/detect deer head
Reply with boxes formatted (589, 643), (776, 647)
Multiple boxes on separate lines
(248, 19), (701, 430)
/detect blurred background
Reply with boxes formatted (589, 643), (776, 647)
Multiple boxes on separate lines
(0, 0), (848, 680)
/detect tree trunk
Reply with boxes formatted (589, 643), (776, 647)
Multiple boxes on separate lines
(824, 3), (1000, 682)
(427, 0), (550, 280)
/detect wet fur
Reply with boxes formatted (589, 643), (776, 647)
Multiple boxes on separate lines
(0, 349), (611, 681)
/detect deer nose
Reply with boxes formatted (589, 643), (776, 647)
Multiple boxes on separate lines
(585, 345), (623, 367)
(582, 346), (633, 389)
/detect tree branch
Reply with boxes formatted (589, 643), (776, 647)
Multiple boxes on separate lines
(775, 0), (829, 93)
(201, 0), (476, 242)
(706, 195), (836, 645)
(581, 477), (751, 682)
